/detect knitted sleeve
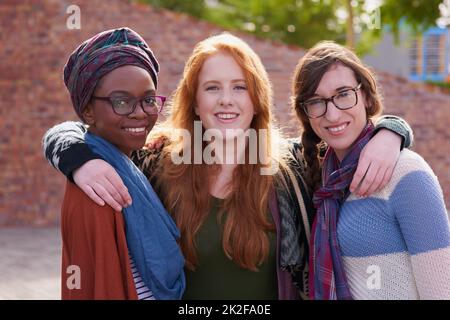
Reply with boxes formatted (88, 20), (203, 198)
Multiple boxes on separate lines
(130, 146), (164, 180)
(277, 140), (315, 299)
(42, 121), (148, 181)
(42, 121), (100, 182)
(389, 151), (450, 299)
(374, 115), (414, 150)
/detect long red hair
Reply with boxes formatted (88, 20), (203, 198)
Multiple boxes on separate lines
(152, 33), (287, 271)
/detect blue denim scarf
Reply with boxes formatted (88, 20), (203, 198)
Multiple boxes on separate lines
(86, 133), (185, 299)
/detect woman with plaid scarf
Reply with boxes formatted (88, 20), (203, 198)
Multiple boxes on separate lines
(293, 41), (450, 300)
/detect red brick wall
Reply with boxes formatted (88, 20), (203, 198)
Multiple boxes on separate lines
(1, 0), (448, 226)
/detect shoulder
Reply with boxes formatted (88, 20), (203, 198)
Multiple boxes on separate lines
(397, 149), (432, 169)
(275, 140), (313, 210)
(279, 138), (303, 171)
(44, 121), (87, 145)
(381, 149), (444, 200)
(63, 181), (115, 213)
(384, 151), (449, 256)
(132, 147), (163, 163)
(62, 181), (121, 231)
(286, 138), (303, 158)
(130, 142), (165, 177)
(392, 149), (439, 185)
(271, 138), (308, 193)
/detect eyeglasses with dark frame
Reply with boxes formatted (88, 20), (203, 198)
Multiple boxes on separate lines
(92, 95), (166, 116)
(301, 83), (362, 119)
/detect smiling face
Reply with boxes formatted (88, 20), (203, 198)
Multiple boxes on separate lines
(308, 63), (368, 160)
(195, 52), (255, 139)
(83, 65), (158, 155)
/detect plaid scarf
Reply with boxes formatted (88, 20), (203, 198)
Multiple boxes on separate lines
(309, 121), (375, 300)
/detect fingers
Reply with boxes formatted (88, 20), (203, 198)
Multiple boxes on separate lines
(377, 165), (394, 192)
(352, 162), (390, 197)
(351, 129), (402, 197)
(362, 164), (384, 197)
(355, 163), (376, 196)
(91, 182), (123, 212)
(350, 156), (370, 193)
(144, 141), (155, 149)
(72, 159), (130, 212)
(80, 185), (105, 207)
(100, 178), (127, 209)
(80, 178), (125, 212)
(145, 137), (166, 150)
(105, 170), (132, 206)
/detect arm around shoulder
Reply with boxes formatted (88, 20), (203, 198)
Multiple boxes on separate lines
(374, 115), (414, 150)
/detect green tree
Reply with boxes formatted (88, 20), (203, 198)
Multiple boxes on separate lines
(381, 0), (444, 37)
(351, 0), (444, 54)
(205, 0), (344, 49)
(139, 0), (445, 53)
(138, 0), (206, 17)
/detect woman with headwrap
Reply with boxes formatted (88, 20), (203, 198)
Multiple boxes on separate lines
(57, 27), (185, 300)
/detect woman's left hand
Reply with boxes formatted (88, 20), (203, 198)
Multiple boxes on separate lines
(350, 129), (402, 197)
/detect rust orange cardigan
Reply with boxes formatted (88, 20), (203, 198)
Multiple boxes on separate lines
(60, 181), (138, 300)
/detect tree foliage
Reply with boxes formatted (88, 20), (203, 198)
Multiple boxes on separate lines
(139, 0), (445, 53)
(138, 0), (206, 17)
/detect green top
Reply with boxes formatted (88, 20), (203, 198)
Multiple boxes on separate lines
(182, 197), (278, 300)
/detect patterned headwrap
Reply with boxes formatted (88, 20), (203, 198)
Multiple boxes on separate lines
(63, 27), (159, 121)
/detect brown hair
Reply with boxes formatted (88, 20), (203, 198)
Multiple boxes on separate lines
(152, 33), (287, 271)
(292, 41), (383, 191)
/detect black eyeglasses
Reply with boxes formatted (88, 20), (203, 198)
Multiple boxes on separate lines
(92, 95), (166, 116)
(301, 83), (362, 119)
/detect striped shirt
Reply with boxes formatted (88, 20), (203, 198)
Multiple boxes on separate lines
(129, 254), (155, 300)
